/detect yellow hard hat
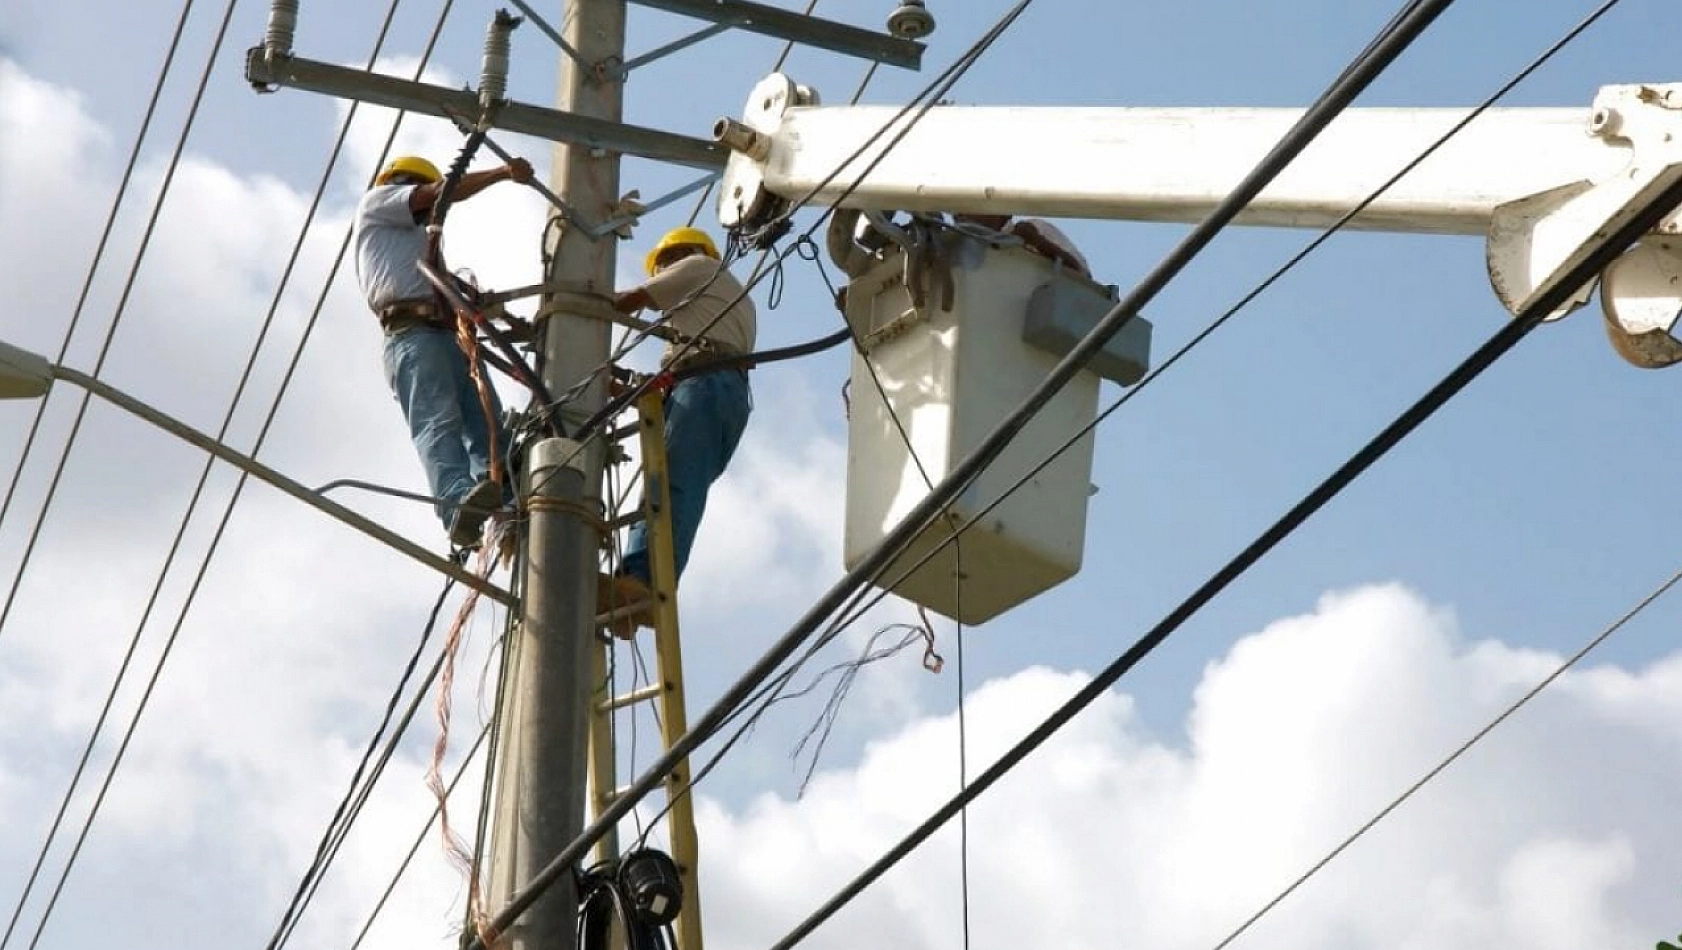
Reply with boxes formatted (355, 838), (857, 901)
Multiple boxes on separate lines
(645, 227), (720, 275)
(375, 155), (443, 185)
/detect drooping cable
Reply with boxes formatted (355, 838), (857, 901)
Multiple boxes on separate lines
(266, 576), (457, 950)
(1209, 553), (1682, 950)
(0, 0), (197, 541)
(0, 0), (243, 647)
(0, 0), (415, 941)
(346, 721), (493, 950)
(15, 6), (461, 945)
(759, 147), (1682, 950)
(463, 0), (1476, 940)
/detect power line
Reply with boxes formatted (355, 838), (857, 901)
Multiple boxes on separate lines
(1208, 556), (1682, 949)
(13, 5), (464, 944)
(760, 108), (1682, 950)
(5, 1), (249, 943)
(0, 2), (202, 942)
(505, 0), (1471, 940)
(0, 0), (198, 541)
(808, 0), (1633, 671)
(0, 0), (242, 648)
(346, 720), (493, 950)
(476, 0), (1487, 927)
(265, 576), (457, 950)
(0, 0), (419, 937)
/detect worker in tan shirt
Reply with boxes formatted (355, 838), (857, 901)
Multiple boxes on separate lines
(603, 227), (755, 632)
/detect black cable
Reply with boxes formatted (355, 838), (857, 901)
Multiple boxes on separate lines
(463, 0), (1463, 941)
(0, 0), (243, 647)
(345, 722), (493, 950)
(528, 0), (1035, 487)
(814, 0), (1632, 646)
(0, 2), (200, 943)
(15, 6), (462, 945)
(0, 0), (418, 940)
(266, 577), (456, 950)
(0, 0), (196, 542)
(759, 142), (1682, 950)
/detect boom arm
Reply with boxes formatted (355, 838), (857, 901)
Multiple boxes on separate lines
(714, 75), (1682, 362)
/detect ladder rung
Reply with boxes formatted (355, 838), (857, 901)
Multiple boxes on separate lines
(606, 421), (641, 443)
(599, 682), (664, 713)
(595, 599), (652, 626)
(607, 509), (646, 531)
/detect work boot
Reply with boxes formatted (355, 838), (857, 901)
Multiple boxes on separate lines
(448, 479), (503, 548)
(596, 572), (654, 639)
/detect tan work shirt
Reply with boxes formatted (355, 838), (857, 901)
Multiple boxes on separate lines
(644, 254), (757, 366)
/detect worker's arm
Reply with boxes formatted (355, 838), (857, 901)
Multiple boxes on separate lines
(408, 158), (534, 215)
(612, 286), (655, 313)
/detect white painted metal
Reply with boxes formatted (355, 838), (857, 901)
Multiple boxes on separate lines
(1600, 236), (1682, 367)
(720, 83), (1623, 234)
(722, 74), (1682, 352)
(842, 235), (1136, 624)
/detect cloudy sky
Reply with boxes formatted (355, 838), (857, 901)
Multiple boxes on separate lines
(2, 1), (1682, 950)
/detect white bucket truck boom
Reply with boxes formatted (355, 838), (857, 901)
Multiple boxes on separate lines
(711, 73), (1682, 623)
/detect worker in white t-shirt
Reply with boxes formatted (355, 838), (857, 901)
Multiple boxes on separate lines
(352, 153), (533, 549)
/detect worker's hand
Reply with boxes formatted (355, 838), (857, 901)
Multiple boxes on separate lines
(505, 157), (534, 184)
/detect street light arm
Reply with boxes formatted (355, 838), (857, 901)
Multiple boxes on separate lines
(19, 362), (514, 606)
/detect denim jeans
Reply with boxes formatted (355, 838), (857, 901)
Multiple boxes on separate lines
(382, 326), (506, 527)
(622, 370), (751, 584)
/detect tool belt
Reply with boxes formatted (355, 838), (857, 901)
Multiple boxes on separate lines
(378, 297), (456, 334)
(665, 343), (752, 376)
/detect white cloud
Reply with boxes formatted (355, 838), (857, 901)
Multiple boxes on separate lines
(696, 583), (1681, 950)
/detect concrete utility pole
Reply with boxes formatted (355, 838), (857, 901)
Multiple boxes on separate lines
(487, 1), (626, 948)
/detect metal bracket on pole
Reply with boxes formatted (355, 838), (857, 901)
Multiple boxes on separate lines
(243, 51), (727, 169)
(626, 0), (924, 70)
(505, 0), (591, 70)
(611, 24), (730, 78)
(587, 172), (720, 238)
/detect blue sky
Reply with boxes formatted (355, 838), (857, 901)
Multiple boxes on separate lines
(2, 1), (1682, 949)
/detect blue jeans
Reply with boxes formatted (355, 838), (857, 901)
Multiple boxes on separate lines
(622, 370), (751, 584)
(382, 326), (507, 527)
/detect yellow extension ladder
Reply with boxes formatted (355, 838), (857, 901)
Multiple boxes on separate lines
(586, 387), (704, 950)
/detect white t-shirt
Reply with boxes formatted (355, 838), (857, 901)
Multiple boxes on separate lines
(643, 255), (757, 364)
(353, 184), (434, 310)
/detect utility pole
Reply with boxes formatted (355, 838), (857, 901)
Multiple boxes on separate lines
(486, 1), (626, 948)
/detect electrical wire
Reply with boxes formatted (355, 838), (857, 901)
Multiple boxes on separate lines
(0, 0), (243, 648)
(13, 6), (462, 945)
(0, 2), (201, 943)
(0, 0), (197, 542)
(0, 0), (418, 941)
(1209, 555), (1682, 950)
(634, 0), (1639, 892)
(346, 721), (493, 950)
(527, 0), (1032, 508)
(267, 576), (458, 950)
(465, 3), (1061, 940)
(813, 0), (1633, 647)
(465, 0), (1489, 940)
(9, 1), (250, 945)
(758, 131), (1682, 950)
